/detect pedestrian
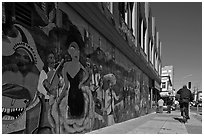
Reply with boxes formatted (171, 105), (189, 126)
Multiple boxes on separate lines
(157, 98), (164, 113)
(174, 100), (179, 110)
(167, 97), (173, 113)
(176, 85), (193, 120)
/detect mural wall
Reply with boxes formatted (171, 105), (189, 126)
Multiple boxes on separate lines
(2, 2), (150, 134)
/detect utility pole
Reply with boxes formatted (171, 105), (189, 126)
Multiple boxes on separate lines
(193, 86), (197, 101)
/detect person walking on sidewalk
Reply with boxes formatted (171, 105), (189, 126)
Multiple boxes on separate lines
(176, 85), (193, 121)
(157, 98), (164, 113)
(167, 97), (173, 113)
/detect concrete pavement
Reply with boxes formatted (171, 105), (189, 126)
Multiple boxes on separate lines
(88, 110), (202, 134)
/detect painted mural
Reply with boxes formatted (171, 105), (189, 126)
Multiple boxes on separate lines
(2, 2), (150, 134)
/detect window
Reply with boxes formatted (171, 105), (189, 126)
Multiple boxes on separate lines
(151, 44), (154, 63)
(124, 16), (127, 26)
(144, 29), (148, 55)
(162, 82), (166, 89)
(162, 70), (167, 73)
(106, 2), (113, 14)
(119, 2), (125, 20)
(141, 20), (143, 49)
(143, 22), (147, 52)
(132, 3), (136, 36)
(159, 63), (161, 76)
(154, 52), (157, 69)
(14, 3), (32, 26)
(2, 3), (6, 24)
(160, 41), (162, 58)
(41, 2), (47, 13)
(156, 55), (158, 71)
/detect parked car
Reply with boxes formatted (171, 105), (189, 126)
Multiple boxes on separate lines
(171, 104), (176, 111)
(198, 103), (202, 107)
(163, 105), (167, 111)
(190, 102), (196, 107)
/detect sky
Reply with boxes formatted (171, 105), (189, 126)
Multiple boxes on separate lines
(150, 2), (202, 92)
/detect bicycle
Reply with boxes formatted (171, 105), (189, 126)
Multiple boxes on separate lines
(182, 106), (187, 123)
(180, 100), (190, 123)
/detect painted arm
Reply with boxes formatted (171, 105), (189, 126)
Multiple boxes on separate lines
(112, 91), (119, 101)
(79, 64), (89, 89)
(58, 63), (69, 101)
(37, 70), (48, 97)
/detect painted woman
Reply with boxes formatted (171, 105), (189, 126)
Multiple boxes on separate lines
(48, 25), (95, 133)
(62, 31), (89, 117)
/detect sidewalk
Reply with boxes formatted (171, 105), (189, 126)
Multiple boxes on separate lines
(88, 110), (202, 134)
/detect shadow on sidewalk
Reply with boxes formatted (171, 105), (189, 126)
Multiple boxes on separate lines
(173, 117), (185, 123)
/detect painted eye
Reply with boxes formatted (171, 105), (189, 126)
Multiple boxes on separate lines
(24, 100), (29, 103)
(23, 55), (30, 61)
(71, 45), (75, 48)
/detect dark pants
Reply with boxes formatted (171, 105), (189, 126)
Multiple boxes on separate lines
(158, 106), (163, 113)
(167, 105), (171, 113)
(180, 102), (189, 118)
(41, 99), (51, 127)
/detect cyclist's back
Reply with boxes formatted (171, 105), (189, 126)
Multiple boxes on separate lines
(177, 86), (192, 101)
(176, 85), (193, 121)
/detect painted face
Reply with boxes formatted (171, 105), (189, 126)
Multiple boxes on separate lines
(2, 84), (30, 125)
(68, 42), (80, 60)
(15, 48), (34, 73)
(47, 53), (55, 68)
(93, 64), (98, 73)
(2, 47), (39, 125)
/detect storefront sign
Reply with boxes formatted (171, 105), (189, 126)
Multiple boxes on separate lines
(154, 81), (160, 91)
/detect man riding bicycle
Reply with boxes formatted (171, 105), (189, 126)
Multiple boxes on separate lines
(176, 85), (193, 122)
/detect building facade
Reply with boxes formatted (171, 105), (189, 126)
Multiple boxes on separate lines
(197, 91), (202, 102)
(2, 2), (161, 134)
(161, 66), (174, 104)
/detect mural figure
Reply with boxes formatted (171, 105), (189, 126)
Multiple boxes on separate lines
(83, 59), (104, 129)
(35, 51), (64, 133)
(2, 23), (44, 134)
(91, 64), (101, 88)
(63, 39), (88, 117)
(94, 76), (105, 118)
(103, 74), (119, 126)
(139, 77), (149, 115)
(90, 65), (103, 115)
(47, 25), (94, 133)
(134, 80), (140, 112)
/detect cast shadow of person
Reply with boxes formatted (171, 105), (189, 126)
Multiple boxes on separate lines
(173, 117), (186, 123)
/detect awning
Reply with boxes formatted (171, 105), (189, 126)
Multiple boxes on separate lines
(160, 91), (170, 97)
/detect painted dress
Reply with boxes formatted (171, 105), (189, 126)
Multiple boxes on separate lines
(67, 68), (85, 117)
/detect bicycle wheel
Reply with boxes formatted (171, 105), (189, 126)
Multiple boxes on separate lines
(182, 106), (187, 123)
(183, 115), (187, 123)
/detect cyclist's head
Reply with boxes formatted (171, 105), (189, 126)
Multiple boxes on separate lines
(183, 85), (187, 89)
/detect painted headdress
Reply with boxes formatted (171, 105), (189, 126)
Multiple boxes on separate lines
(13, 42), (37, 64)
(3, 24), (44, 71)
